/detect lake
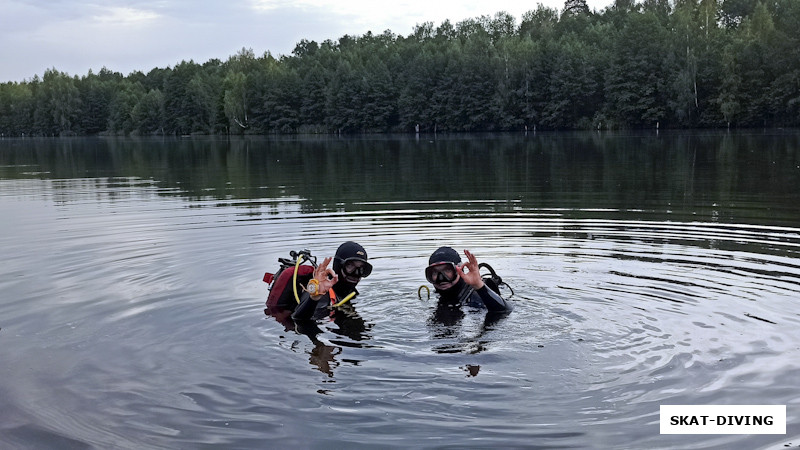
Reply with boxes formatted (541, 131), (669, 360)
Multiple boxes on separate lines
(1, 131), (799, 449)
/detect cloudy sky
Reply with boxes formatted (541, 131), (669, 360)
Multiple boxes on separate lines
(1, 0), (612, 82)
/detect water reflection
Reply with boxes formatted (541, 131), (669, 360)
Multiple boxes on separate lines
(461, 364), (481, 377)
(2, 132), (800, 449)
(428, 303), (510, 354)
(1, 131), (799, 225)
(265, 302), (374, 378)
(308, 343), (341, 378)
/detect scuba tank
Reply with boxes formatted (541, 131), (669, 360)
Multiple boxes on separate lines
(264, 249), (317, 309)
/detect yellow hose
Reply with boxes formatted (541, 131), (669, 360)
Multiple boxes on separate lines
(418, 285), (430, 299)
(332, 291), (356, 307)
(293, 254), (303, 304)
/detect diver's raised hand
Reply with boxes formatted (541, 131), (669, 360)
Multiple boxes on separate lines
(309, 256), (338, 299)
(457, 249), (485, 290)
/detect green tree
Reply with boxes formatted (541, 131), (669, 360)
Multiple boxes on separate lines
(564, 0), (591, 16)
(520, 6), (559, 42)
(768, 0), (800, 124)
(0, 82), (34, 136)
(108, 80), (144, 134)
(721, 0), (757, 28)
(715, 48), (742, 127)
(4, 5), (799, 134)
(185, 68), (223, 133)
(32, 69), (82, 136)
(223, 71), (249, 132)
(543, 36), (602, 128)
(737, 2), (778, 125)
(78, 68), (118, 134)
(131, 88), (165, 134)
(162, 60), (202, 134)
(325, 59), (361, 132)
(603, 7), (668, 127)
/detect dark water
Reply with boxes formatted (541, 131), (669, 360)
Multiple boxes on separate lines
(1, 132), (799, 449)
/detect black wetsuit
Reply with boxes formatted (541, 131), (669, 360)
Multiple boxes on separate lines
(435, 278), (513, 313)
(286, 283), (370, 343)
(428, 278), (512, 353)
(291, 283), (359, 321)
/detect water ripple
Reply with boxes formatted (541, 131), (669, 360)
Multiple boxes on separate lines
(2, 180), (800, 449)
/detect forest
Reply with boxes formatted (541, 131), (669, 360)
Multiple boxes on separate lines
(0, 0), (799, 136)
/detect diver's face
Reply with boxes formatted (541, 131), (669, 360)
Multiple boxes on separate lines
(341, 259), (369, 284)
(426, 262), (460, 290)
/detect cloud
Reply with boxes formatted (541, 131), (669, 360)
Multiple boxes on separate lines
(91, 6), (161, 25)
(250, 0), (523, 34)
(1, 0), (613, 81)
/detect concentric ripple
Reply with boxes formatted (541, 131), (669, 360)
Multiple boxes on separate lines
(2, 162), (799, 448)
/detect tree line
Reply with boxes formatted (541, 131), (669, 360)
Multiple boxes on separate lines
(1, 0), (799, 136)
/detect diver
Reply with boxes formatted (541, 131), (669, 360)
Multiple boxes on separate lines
(263, 241), (372, 376)
(425, 246), (513, 313)
(425, 246), (512, 354)
(291, 241), (373, 324)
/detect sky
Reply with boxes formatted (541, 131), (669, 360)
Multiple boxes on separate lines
(1, 0), (612, 83)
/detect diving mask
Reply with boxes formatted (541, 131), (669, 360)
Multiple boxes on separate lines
(425, 262), (458, 284)
(337, 257), (373, 278)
